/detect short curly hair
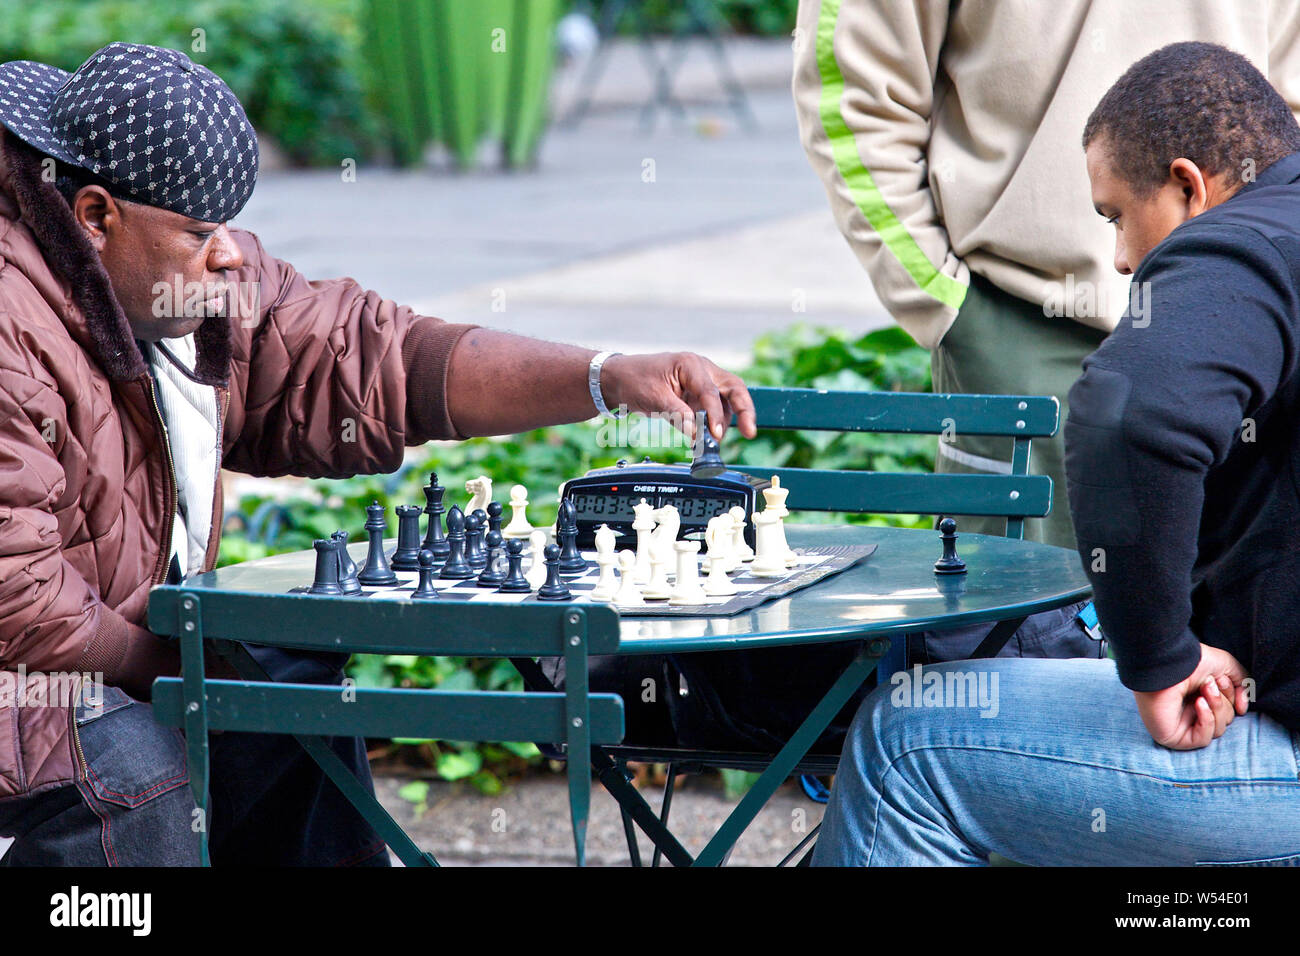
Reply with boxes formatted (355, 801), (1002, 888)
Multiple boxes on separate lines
(1082, 42), (1300, 196)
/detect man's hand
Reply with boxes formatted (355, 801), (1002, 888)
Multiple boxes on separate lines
(1132, 643), (1251, 750)
(601, 351), (757, 441)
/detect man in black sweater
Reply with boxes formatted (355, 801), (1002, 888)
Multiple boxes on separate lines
(813, 42), (1300, 866)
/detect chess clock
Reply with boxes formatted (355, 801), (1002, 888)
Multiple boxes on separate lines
(561, 458), (770, 550)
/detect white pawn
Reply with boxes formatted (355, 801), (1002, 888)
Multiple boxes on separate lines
(466, 475), (493, 515)
(703, 554), (738, 596)
(526, 528), (549, 590)
(751, 509), (788, 577)
(632, 498), (656, 584)
(503, 484), (532, 539)
(614, 550), (643, 605)
(642, 548), (673, 600)
(729, 506), (754, 562)
(590, 544), (619, 603)
(669, 540), (707, 605)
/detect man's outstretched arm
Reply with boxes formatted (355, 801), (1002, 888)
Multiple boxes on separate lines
(444, 328), (757, 441)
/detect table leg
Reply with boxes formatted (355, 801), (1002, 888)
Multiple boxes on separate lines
(692, 640), (888, 866)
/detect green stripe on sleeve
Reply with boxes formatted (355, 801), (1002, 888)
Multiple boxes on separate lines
(815, 0), (967, 311)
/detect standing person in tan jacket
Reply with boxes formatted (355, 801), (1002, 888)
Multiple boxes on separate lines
(794, 0), (1300, 548)
(0, 43), (754, 866)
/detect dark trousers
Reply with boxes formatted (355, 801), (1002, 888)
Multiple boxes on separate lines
(0, 644), (389, 867)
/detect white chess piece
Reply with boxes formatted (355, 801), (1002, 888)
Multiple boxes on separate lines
(762, 476), (797, 566)
(706, 513), (737, 573)
(750, 509), (788, 577)
(503, 484), (532, 539)
(703, 554), (738, 596)
(729, 506), (754, 562)
(466, 476), (493, 515)
(669, 540), (707, 605)
(590, 543), (619, 602)
(652, 504), (680, 567)
(632, 498), (656, 584)
(525, 529), (549, 589)
(642, 548), (673, 600)
(594, 522), (617, 558)
(614, 550), (643, 605)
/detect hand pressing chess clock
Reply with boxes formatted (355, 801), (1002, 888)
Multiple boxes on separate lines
(443, 331), (758, 444)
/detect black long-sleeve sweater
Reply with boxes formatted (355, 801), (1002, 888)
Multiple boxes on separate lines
(1065, 151), (1300, 727)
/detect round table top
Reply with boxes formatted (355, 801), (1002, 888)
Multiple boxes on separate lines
(183, 525), (1092, 655)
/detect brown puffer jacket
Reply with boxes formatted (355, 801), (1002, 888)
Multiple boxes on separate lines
(0, 128), (477, 801)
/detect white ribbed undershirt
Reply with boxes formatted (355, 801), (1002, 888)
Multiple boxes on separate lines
(142, 334), (220, 577)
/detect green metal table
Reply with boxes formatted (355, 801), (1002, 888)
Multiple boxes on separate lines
(155, 524), (1091, 865)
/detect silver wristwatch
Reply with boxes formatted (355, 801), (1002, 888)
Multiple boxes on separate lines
(587, 350), (624, 418)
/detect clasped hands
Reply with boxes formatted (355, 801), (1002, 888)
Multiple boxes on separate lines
(1133, 642), (1252, 750)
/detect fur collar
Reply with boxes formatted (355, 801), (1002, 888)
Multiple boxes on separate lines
(1, 132), (231, 386)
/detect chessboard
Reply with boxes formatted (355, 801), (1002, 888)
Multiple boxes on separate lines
(289, 544), (877, 618)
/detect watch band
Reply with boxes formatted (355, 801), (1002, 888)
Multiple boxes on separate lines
(588, 351), (624, 418)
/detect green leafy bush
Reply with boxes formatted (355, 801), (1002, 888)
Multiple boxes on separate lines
(220, 323), (934, 790)
(0, 0), (378, 166)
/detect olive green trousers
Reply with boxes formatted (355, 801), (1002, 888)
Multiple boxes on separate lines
(930, 273), (1108, 550)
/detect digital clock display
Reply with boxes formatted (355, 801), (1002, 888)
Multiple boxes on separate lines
(569, 491), (737, 522)
(567, 492), (641, 521)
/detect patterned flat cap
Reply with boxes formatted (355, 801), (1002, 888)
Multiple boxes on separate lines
(0, 42), (258, 223)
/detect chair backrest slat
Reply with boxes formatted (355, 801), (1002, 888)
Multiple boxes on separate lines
(152, 681), (625, 744)
(148, 590), (622, 656)
(734, 386), (1060, 539)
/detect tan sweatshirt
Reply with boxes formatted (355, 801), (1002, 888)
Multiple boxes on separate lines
(793, 0), (1300, 349)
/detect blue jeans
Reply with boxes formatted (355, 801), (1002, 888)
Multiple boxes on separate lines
(812, 658), (1300, 866)
(0, 644), (389, 866)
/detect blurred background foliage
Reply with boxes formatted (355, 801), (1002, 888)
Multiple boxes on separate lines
(0, 0), (798, 169)
(221, 326), (934, 791)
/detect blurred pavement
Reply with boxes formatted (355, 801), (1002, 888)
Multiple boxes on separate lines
(234, 38), (891, 371)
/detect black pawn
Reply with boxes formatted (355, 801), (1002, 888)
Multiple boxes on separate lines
(934, 517), (967, 575)
(477, 530), (506, 587)
(556, 499), (586, 575)
(422, 472), (449, 560)
(332, 530), (362, 595)
(496, 538), (532, 593)
(309, 538), (344, 595)
(486, 500), (504, 537)
(391, 504), (424, 571)
(411, 550), (440, 600)
(358, 501), (398, 586)
(537, 544), (573, 601)
(465, 511), (488, 570)
(689, 408), (726, 479)
(439, 506), (474, 579)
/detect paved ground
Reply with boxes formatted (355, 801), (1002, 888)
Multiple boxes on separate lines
(372, 771), (827, 867)
(233, 38), (889, 371)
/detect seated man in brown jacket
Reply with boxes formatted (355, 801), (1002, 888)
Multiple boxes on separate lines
(0, 43), (755, 866)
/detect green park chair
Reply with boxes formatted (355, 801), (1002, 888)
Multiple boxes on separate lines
(589, 384), (1061, 865)
(148, 594), (624, 867)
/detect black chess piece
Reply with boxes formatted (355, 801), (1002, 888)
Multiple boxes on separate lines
(934, 517), (967, 575)
(689, 408), (726, 478)
(332, 530), (362, 595)
(556, 499), (586, 575)
(357, 501), (399, 586)
(465, 511), (488, 570)
(421, 472), (449, 560)
(390, 504), (424, 571)
(439, 506), (474, 579)
(536, 544), (573, 601)
(496, 538), (532, 593)
(411, 549), (440, 600)
(486, 500), (503, 537)
(476, 530), (506, 587)
(309, 538), (344, 595)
